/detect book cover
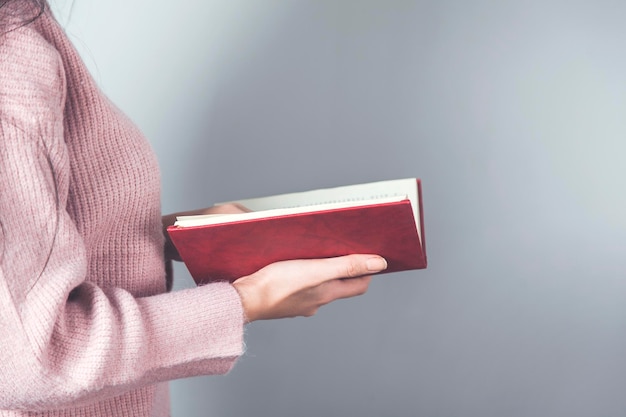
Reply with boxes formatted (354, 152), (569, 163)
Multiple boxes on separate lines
(167, 178), (427, 284)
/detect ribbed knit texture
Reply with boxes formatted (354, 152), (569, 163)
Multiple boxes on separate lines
(0, 3), (244, 416)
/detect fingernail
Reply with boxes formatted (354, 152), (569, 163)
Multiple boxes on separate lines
(366, 257), (388, 272)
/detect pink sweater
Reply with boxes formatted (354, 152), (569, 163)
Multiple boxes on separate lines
(0, 4), (244, 416)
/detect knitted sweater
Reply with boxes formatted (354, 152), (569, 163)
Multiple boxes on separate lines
(0, 4), (244, 416)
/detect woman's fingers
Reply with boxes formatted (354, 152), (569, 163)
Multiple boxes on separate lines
(206, 202), (250, 214)
(319, 275), (373, 302)
(233, 255), (386, 322)
(264, 254), (387, 286)
(325, 254), (387, 279)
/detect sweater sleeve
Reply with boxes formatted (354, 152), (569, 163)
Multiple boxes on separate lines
(0, 25), (244, 411)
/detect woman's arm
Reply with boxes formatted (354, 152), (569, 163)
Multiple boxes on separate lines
(0, 27), (245, 411)
(0, 21), (385, 412)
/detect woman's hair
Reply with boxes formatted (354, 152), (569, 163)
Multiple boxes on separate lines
(0, 0), (46, 33)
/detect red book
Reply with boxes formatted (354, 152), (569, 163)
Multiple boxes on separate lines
(167, 178), (427, 284)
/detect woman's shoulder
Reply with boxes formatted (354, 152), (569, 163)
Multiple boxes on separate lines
(0, 20), (66, 125)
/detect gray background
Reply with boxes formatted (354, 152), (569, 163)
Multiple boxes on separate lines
(50, 0), (626, 416)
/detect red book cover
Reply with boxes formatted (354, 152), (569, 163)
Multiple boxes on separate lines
(167, 179), (426, 284)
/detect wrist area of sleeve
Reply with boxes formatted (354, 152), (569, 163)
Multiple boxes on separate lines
(138, 282), (245, 379)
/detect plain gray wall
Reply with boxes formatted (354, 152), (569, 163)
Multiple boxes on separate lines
(50, 0), (626, 416)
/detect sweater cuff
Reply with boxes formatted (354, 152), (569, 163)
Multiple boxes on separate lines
(139, 282), (245, 380)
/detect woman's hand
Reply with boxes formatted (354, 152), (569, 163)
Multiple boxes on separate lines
(162, 203), (249, 261)
(232, 254), (387, 322)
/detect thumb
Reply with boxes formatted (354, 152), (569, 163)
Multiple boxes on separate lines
(313, 254), (387, 284)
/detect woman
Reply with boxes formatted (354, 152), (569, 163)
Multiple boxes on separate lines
(0, 0), (387, 416)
